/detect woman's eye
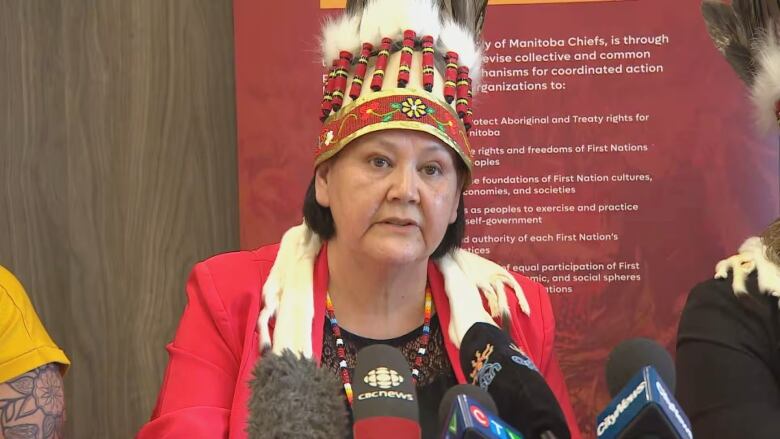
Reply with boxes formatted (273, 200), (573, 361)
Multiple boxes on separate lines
(422, 164), (442, 176)
(370, 157), (390, 168)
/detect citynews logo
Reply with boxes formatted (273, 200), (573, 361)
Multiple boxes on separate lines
(357, 367), (414, 402)
(655, 382), (693, 439)
(596, 381), (646, 436)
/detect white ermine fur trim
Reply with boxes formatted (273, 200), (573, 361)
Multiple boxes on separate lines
(714, 252), (756, 295)
(321, 14), (361, 65)
(258, 225), (525, 354)
(257, 226), (299, 350)
(258, 222), (322, 358)
(438, 19), (483, 85)
(451, 249), (531, 317)
(714, 236), (780, 304)
(437, 252), (498, 348)
(751, 37), (780, 133)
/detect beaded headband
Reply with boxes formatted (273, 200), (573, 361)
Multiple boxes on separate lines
(315, 0), (488, 177)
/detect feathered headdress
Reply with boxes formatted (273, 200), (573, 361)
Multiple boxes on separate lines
(702, 0), (780, 131)
(316, 0), (489, 180)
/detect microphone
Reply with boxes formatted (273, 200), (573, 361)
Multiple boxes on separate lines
(459, 322), (569, 439)
(438, 384), (499, 429)
(595, 338), (692, 439)
(352, 344), (421, 439)
(605, 338), (676, 398)
(439, 384), (526, 438)
(247, 349), (349, 439)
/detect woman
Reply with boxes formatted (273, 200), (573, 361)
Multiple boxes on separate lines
(137, 1), (580, 437)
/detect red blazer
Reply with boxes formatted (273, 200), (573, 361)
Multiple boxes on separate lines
(137, 244), (582, 438)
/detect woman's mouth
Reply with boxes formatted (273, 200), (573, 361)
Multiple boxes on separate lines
(379, 217), (419, 229)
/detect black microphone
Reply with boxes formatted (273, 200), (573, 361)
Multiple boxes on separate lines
(351, 344), (421, 439)
(459, 322), (570, 439)
(438, 384), (499, 429)
(247, 349), (349, 439)
(606, 338), (676, 398)
(595, 338), (692, 439)
(438, 384), (527, 438)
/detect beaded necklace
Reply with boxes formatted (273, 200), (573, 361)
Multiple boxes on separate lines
(325, 286), (433, 406)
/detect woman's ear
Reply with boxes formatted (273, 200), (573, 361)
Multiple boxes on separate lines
(449, 193), (459, 224)
(450, 168), (466, 224)
(314, 163), (332, 208)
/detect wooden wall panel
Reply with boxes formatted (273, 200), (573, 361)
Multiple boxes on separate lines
(0, 1), (72, 373)
(0, 1), (238, 437)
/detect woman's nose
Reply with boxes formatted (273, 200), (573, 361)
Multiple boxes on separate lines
(387, 165), (421, 204)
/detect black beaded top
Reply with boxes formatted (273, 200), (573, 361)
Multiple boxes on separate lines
(321, 314), (458, 438)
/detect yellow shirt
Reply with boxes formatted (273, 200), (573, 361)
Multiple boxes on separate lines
(0, 264), (70, 382)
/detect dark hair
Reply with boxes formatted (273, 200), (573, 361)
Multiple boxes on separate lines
(302, 177), (466, 259)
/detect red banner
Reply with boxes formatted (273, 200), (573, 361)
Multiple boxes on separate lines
(234, 0), (779, 435)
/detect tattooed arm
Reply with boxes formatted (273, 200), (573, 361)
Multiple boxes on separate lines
(0, 364), (65, 439)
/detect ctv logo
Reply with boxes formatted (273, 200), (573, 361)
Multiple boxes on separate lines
(470, 404), (490, 427)
(322, 0), (623, 7)
(468, 404), (524, 439)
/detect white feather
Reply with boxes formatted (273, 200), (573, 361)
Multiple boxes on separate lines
(321, 13), (361, 65)
(359, 0), (443, 44)
(358, 21), (382, 47)
(361, 0), (406, 42)
(751, 38), (780, 133)
(438, 19), (483, 86)
(407, 0), (442, 38)
(358, 0), (384, 44)
(469, 46), (484, 90)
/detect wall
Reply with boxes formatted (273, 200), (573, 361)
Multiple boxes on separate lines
(0, 1), (238, 437)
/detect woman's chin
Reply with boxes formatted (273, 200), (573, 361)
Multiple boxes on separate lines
(361, 237), (430, 265)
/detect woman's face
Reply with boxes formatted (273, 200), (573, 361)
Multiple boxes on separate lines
(315, 129), (462, 266)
